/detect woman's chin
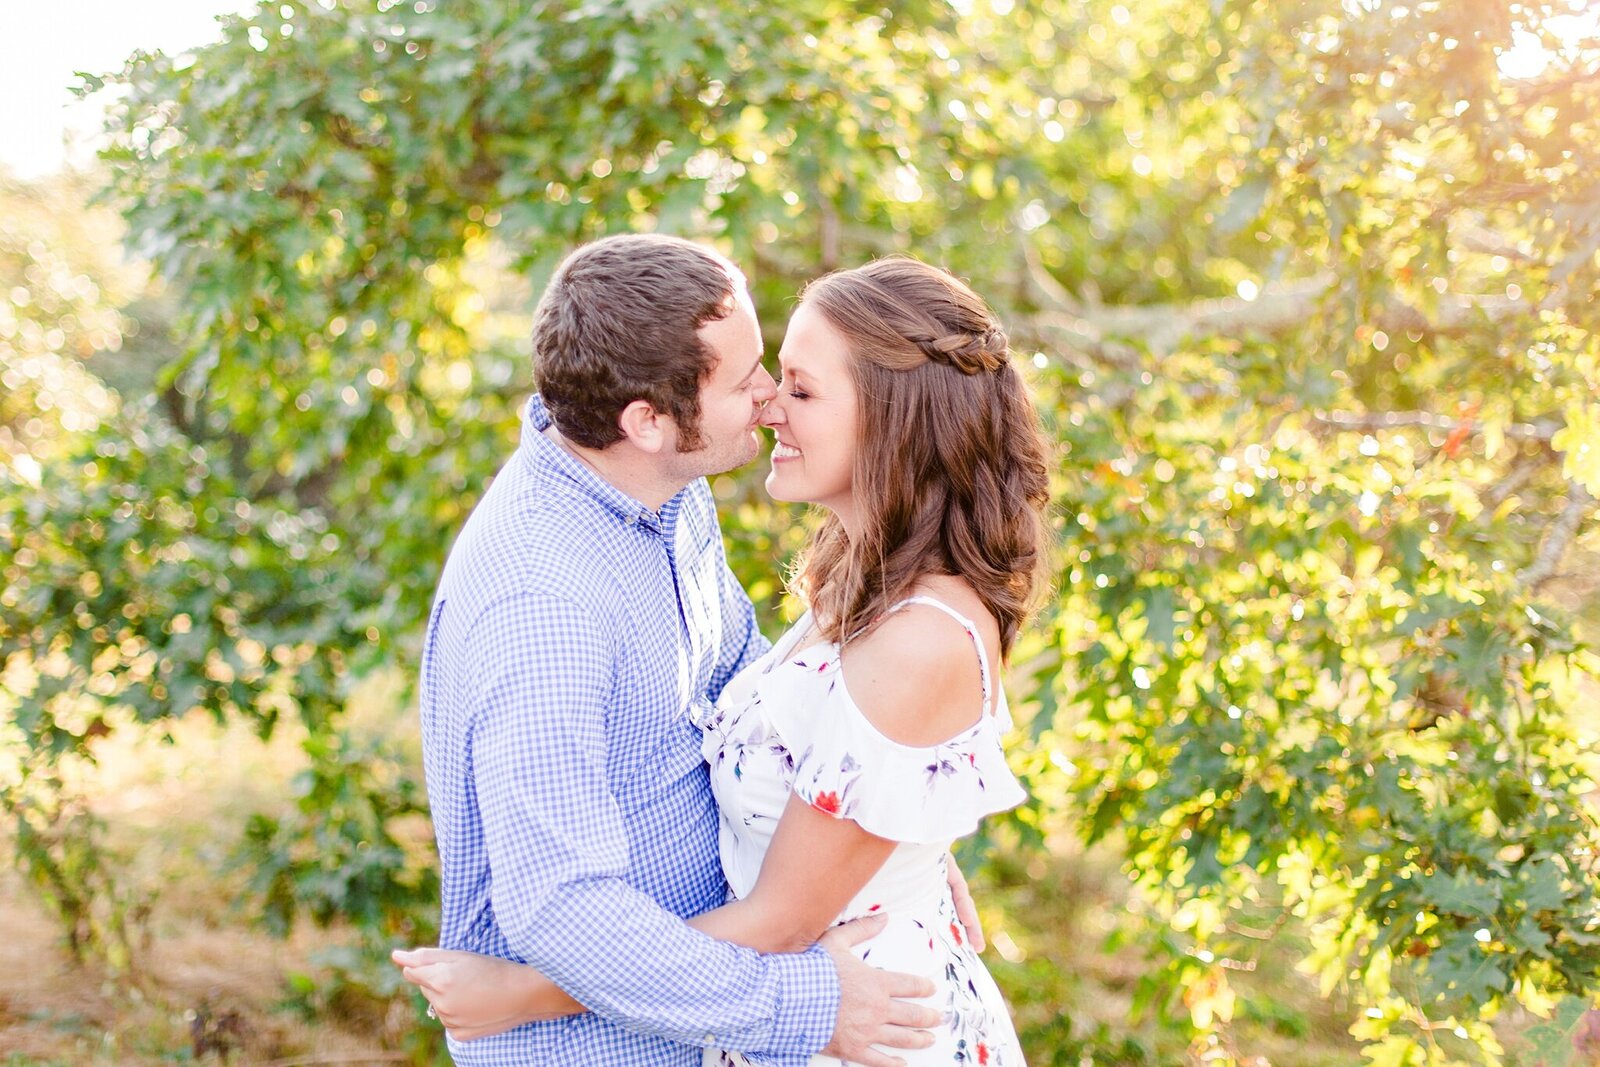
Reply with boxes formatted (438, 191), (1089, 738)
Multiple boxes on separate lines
(763, 471), (807, 505)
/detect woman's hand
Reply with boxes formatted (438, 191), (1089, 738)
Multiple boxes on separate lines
(945, 854), (986, 952)
(391, 947), (582, 1040)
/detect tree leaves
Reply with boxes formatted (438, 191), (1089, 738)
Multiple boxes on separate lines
(1520, 995), (1593, 1067)
(5, 0), (1598, 1060)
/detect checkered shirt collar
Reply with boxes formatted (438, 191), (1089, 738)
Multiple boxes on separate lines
(520, 394), (680, 534)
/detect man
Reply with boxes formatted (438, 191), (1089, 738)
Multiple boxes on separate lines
(399, 235), (940, 1066)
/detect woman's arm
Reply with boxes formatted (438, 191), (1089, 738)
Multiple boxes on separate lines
(689, 792), (898, 952)
(396, 607), (986, 1040)
(391, 796), (896, 1040)
(392, 946), (581, 1039)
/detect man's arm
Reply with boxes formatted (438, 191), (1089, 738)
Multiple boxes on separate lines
(466, 592), (834, 1061)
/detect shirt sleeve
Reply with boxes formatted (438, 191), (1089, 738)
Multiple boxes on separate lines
(466, 592), (837, 1063)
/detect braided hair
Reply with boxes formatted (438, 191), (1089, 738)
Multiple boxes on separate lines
(791, 256), (1052, 657)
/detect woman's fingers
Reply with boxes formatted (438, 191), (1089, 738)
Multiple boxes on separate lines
(945, 857), (987, 953)
(391, 953), (496, 1041)
(819, 912), (889, 947)
(401, 966), (440, 995)
(392, 947), (451, 994)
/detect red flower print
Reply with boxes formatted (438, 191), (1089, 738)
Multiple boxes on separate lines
(868, 903), (881, 912)
(978, 1041), (990, 1064)
(811, 791), (841, 815)
(818, 661), (829, 672)
(950, 921), (963, 945)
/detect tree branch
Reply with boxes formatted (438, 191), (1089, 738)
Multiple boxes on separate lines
(1012, 270), (1540, 359)
(1482, 451), (1557, 510)
(1018, 233), (1082, 314)
(1010, 311), (1139, 372)
(1308, 410), (1562, 443)
(1517, 481), (1597, 591)
(1453, 221), (1538, 262)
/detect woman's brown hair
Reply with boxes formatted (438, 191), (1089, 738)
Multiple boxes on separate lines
(793, 256), (1052, 657)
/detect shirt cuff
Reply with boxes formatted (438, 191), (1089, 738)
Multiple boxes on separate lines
(742, 943), (840, 1067)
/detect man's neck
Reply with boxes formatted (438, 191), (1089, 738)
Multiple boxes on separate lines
(543, 426), (684, 512)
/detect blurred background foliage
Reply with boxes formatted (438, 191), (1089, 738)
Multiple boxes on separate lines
(3, 0), (1599, 1063)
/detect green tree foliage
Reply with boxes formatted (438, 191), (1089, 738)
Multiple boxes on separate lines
(4, 0), (1599, 1061)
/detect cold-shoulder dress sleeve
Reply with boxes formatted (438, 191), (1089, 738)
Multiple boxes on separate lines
(772, 600), (1027, 846)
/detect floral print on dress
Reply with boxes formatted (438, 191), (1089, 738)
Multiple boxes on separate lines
(793, 743), (864, 821)
(699, 601), (1028, 1066)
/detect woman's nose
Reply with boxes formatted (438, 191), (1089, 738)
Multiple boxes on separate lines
(759, 395), (784, 427)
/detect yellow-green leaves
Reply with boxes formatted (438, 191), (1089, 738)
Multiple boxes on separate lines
(1553, 399), (1600, 496)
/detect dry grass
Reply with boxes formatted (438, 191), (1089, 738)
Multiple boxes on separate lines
(0, 710), (421, 1067)
(0, 862), (407, 1066)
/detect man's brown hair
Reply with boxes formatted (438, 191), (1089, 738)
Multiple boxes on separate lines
(532, 235), (741, 451)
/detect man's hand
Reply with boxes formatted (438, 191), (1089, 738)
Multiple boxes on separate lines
(392, 947), (565, 1040)
(818, 916), (940, 1067)
(945, 853), (986, 952)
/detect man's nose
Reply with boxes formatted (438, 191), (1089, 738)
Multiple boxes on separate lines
(753, 365), (777, 403)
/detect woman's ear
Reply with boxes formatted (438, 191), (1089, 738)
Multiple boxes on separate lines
(616, 399), (669, 454)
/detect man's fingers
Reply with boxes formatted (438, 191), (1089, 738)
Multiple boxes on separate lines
(844, 1049), (907, 1067)
(886, 1000), (943, 1029)
(821, 912), (889, 946)
(883, 971), (937, 1001)
(871, 1020), (938, 1051)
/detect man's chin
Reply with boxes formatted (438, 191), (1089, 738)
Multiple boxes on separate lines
(728, 434), (762, 471)
(698, 443), (760, 480)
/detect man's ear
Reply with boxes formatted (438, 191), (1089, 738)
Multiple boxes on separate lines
(616, 399), (670, 454)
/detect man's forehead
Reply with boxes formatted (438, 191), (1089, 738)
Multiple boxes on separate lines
(700, 297), (763, 379)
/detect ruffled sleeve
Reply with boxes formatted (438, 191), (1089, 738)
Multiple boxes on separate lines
(774, 663), (1027, 845)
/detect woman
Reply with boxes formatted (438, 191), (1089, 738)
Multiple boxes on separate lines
(397, 257), (1051, 1066)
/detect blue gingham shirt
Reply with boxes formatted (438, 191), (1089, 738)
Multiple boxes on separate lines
(420, 395), (839, 1066)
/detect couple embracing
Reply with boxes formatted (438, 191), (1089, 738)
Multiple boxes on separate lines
(391, 234), (1051, 1067)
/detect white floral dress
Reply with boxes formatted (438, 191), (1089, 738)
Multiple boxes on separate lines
(696, 596), (1028, 1067)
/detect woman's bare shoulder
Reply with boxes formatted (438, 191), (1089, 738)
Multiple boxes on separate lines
(839, 592), (996, 747)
